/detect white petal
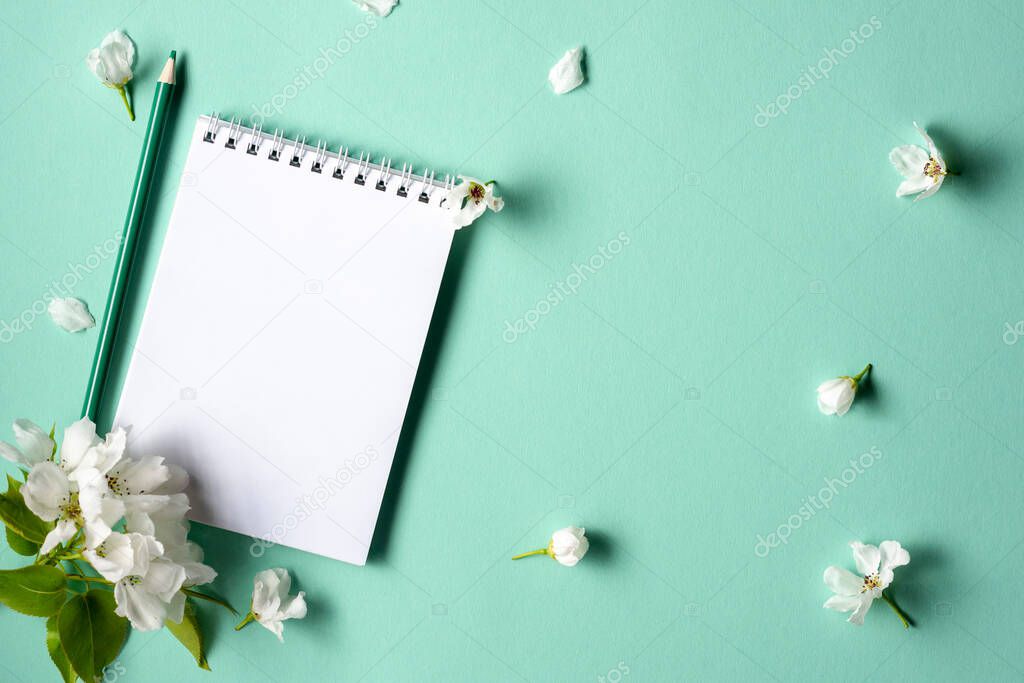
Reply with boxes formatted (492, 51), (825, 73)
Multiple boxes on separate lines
(548, 47), (585, 95)
(816, 378), (846, 393)
(116, 455), (170, 494)
(913, 122), (939, 159)
(155, 463), (189, 494)
(823, 566), (861, 597)
(823, 594), (861, 612)
(85, 427), (128, 475)
(878, 540), (910, 570)
(889, 145), (929, 179)
(85, 48), (102, 78)
(165, 590), (186, 625)
(47, 298), (95, 333)
(101, 30), (135, 65)
(833, 389), (856, 416)
(847, 594), (874, 625)
(22, 462), (71, 521)
(817, 378), (855, 416)
(59, 418), (99, 472)
(260, 617), (286, 642)
(40, 519), (78, 554)
(0, 442), (25, 465)
(142, 560), (187, 603)
(353, 0), (397, 17)
(251, 569), (284, 617)
(85, 532), (137, 582)
(914, 175), (944, 202)
(850, 541), (881, 576)
(280, 592), (307, 620)
(115, 581), (166, 631)
(92, 31), (135, 86)
(896, 174), (932, 197)
(12, 419), (54, 465)
(877, 540), (910, 587)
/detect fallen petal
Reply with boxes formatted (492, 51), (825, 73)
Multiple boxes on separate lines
(48, 297), (96, 333)
(354, 0), (397, 16)
(549, 47), (585, 95)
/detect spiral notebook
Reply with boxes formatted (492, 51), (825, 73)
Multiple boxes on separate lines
(114, 114), (458, 565)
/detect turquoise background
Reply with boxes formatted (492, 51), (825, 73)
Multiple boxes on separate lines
(2, 0), (1024, 680)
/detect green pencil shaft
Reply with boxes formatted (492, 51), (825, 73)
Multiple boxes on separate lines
(82, 72), (175, 423)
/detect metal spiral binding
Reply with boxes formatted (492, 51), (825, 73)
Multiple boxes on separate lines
(200, 113), (452, 206)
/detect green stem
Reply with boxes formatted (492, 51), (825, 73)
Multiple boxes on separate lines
(511, 548), (549, 561)
(234, 612), (255, 631)
(65, 574), (112, 586)
(117, 85), (135, 121)
(852, 363), (872, 385)
(484, 179), (497, 186)
(881, 592), (911, 629)
(184, 587), (239, 615)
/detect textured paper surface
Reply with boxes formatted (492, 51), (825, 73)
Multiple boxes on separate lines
(3, 2), (1024, 681)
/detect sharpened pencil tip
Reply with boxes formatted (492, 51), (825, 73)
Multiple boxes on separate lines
(159, 52), (176, 85)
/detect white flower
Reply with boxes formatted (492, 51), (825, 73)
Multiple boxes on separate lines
(512, 526), (590, 567)
(242, 568), (307, 642)
(353, 0), (396, 16)
(86, 30), (136, 120)
(114, 558), (188, 631)
(84, 531), (160, 583)
(443, 176), (504, 229)
(890, 122), (948, 201)
(86, 30), (135, 87)
(0, 419), (54, 467)
(47, 297), (95, 333)
(57, 418), (101, 474)
(549, 526), (589, 567)
(548, 47), (585, 95)
(817, 364), (871, 416)
(21, 461), (81, 553)
(823, 540), (911, 626)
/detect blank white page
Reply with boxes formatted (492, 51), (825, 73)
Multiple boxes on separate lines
(114, 115), (455, 565)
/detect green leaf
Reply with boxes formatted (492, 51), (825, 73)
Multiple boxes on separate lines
(46, 614), (77, 683)
(6, 526), (39, 556)
(0, 475), (53, 544)
(0, 565), (67, 616)
(166, 600), (211, 670)
(58, 591), (127, 682)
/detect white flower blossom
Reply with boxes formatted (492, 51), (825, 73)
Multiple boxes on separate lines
(85, 30), (136, 120)
(512, 526), (590, 567)
(443, 176), (503, 229)
(890, 123), (948, 201)
(824, 540), (911, 626)
(240, 568), (307, 642)
(817, 364), (871, 416)
(8, 417), (216, 634)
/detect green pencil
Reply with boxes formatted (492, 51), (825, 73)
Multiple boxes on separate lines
(82, 50), (177, 423)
